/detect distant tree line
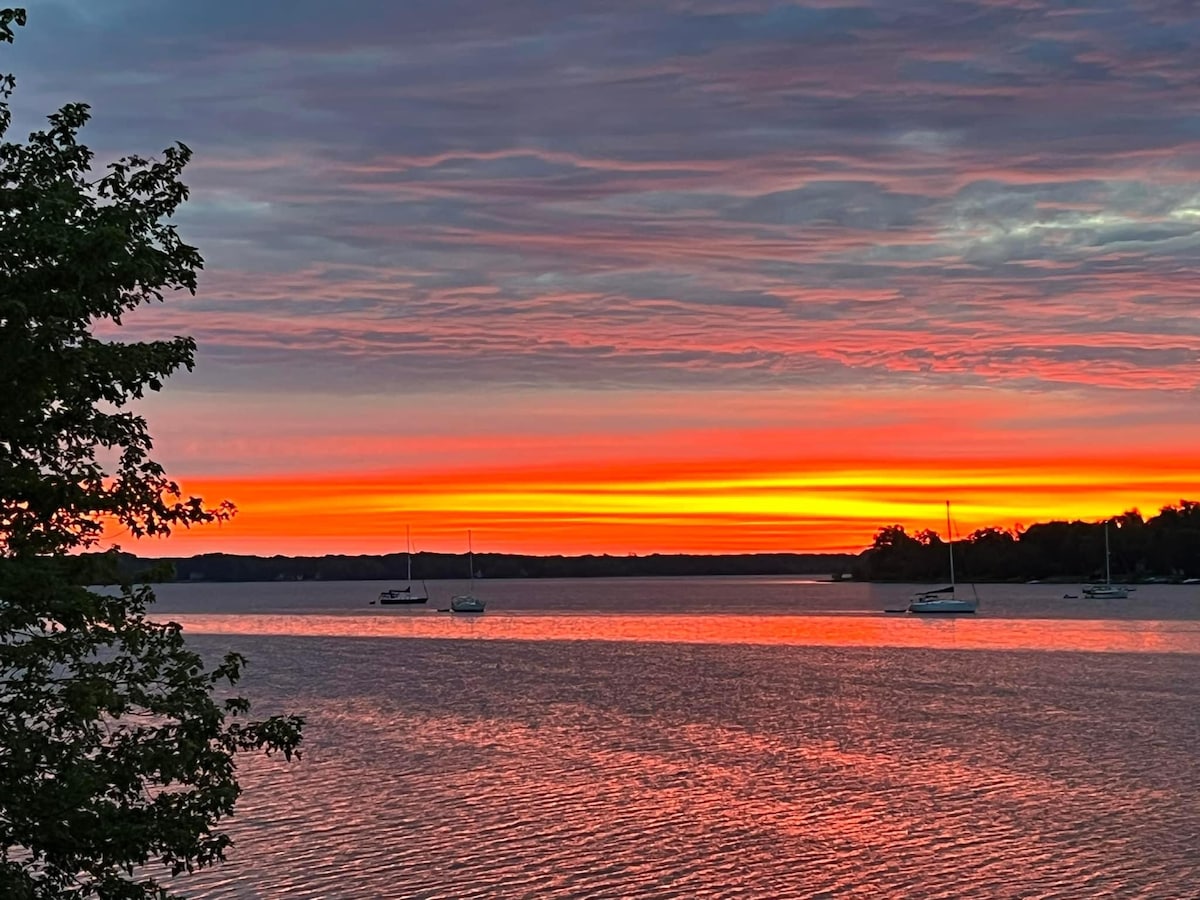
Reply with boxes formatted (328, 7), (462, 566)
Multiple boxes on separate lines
(96, 551), (858, 583)
(86, 500), (1200, 585)
(853, 500), (1200, 583)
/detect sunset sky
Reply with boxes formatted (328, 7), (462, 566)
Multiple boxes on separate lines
(9, 1), (1200, 556)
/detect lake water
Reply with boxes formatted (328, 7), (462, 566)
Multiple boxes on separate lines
(152, 578), (1200, 898)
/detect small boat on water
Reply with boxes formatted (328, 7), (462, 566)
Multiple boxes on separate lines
(449, 530), (486, 613)
(374, 527), (429, 605)
(378, 586), (426, 605)
(906, 501), (978, 614)
(908, 586), (977, 614)
(450, 594), (486, 613)
(1082, 585), (1130, 600)
(1081, 522), (1132, 600)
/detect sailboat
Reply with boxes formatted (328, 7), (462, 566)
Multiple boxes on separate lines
(1082, 522), (1132, 599)
(450, 530), (486, 613)
(907, 502), (978, 614)
(376, 526), (429, 605)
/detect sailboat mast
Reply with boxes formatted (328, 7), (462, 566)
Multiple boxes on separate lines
(406, 525), (412, 583)
(1105, 522), (1111, 586)
(946, 501), (955, 588)
(468, 529), (474, 588)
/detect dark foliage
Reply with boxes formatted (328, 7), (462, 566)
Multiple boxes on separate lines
(0, 11), (302, 897)
(853, 501), (1200, 582)
(91, 550), (857, 583)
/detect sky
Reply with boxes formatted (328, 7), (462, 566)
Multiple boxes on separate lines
(7, 0), (1200, 556)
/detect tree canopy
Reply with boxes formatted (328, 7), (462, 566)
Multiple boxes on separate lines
(0, 9), (303, 897)
(855, 501), (1200, 582)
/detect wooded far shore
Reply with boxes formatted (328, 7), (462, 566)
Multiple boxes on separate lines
(89, 500), (1200, 584)
(98, 551), (856, 583)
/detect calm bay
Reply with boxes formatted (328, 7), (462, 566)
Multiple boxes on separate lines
(151, 578), (1200, 898)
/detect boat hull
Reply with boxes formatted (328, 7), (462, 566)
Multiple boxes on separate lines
(907, 599), (977, 613)
(450, 594), (486, 613)
(378, 588), (428, 605)
(1081, 587), (1130, 599)
(901, 503), (978, 615)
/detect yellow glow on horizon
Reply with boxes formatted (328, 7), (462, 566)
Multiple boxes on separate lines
(103, 453), (1200, 558)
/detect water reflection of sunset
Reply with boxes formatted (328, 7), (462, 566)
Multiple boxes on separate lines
(165, 613), (1200, 655)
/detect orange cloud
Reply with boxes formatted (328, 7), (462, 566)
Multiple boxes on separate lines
(97, 381), (1197, 559)
(109, 450), (1200, 558)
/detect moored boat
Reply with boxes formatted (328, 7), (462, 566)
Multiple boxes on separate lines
(908, 588), (977, 614)
(449, 530), (486, 613)
(374, 526), (429, 605)
(378, 586), (427, 605)
(906, 502), (977, 614)
(449, 594), (486, 613)
(1081, 522), (1131, 600)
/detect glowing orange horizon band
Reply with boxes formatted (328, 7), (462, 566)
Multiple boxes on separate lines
(100, 455), (1200, 558)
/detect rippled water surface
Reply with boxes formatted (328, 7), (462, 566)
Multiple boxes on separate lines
(154, 578), (1200, 898)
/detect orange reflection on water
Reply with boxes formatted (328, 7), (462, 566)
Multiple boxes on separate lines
(164, 613), (1200, 655)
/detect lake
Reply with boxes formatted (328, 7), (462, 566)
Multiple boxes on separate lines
(152, 578), (1200, 898)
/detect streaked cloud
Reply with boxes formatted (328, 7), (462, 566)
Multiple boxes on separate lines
(8, 0), (1199, 552)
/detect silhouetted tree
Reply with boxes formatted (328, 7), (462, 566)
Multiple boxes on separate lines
(0, 11), (302, 897)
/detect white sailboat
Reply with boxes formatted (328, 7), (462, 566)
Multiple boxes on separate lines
(450, 530), (486, 613)
(1082, 522), (1132, 599)
(376, 526), (429, 605)
(907, 502), (978, 614)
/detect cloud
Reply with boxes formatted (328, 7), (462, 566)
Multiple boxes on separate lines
(6, 1), (1200, 549)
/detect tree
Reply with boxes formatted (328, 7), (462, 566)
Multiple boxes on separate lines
(0, 9), (303, 897)
(859, 524), (944, 581)
(870, 524), (915, 551)
(913, 528), (942, 546)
